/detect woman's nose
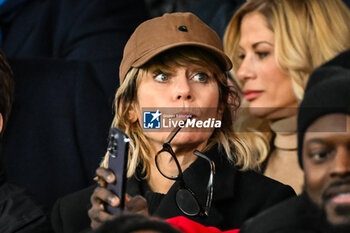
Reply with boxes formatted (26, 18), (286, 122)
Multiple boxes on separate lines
(174, 76), (192, 101)
(236, 56), (256, 82)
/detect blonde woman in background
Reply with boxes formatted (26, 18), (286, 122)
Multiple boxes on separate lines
(224, 0), (350, 194)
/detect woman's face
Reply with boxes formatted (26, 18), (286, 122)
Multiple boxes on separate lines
(236, 12), (298, 120)
(130, 62), (222, 152)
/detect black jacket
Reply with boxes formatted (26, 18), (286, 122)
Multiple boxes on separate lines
(51, 147), (295, 233)
(0, 183), (52, 233)
(240, 192), (344, 233)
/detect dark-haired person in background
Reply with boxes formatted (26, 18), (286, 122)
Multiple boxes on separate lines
(0, 49), (51, 232)
(240, 49), (350, 233)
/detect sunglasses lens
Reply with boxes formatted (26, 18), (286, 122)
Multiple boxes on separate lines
(176, 189), (200, 216)
(155, 151), (180, 179)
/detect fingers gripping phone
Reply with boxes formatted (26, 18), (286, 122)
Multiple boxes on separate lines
(105, 128), (130, 215)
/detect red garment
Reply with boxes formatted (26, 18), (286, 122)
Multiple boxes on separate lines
(166, 216), (240, 233)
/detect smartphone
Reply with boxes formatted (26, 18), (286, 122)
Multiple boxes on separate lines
(105, 127), (130, 215)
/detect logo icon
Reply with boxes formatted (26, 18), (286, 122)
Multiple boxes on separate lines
(143, 110), (161, 129)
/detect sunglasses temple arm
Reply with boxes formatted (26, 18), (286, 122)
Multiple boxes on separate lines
(166, 118), (192, 143)
(194, 150), (215, 216)
(193, 150), (215, 173)
(166, 126), (182, 144)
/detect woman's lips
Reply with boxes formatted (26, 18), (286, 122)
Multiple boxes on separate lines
(242, 90), (263, 101)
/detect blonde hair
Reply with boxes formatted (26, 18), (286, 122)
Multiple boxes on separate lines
(224, 0), (350, 168)
(101, 47), (260, 178)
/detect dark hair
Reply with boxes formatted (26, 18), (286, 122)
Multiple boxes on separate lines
(91, 214), (181, 233)
(0, 49), (14, 135)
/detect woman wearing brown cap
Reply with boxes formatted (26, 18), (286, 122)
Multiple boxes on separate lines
(224, 0), (350, 194)
(51, 12), (294, 233)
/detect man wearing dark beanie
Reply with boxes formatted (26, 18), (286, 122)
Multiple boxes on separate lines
(239, 49), (350, 233)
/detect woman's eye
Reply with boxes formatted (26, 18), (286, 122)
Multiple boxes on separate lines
(238, 54), (245, 60)
(154, 73), (168, 82)
(256, 52), (269, 59)
(192, 73), (209, 82)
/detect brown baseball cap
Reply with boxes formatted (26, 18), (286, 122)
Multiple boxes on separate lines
(119, 12), (232, 83)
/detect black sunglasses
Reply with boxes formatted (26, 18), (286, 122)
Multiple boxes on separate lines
(155, 124), (215, 217)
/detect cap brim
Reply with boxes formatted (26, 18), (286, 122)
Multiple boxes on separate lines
(131, 42), (232, 72)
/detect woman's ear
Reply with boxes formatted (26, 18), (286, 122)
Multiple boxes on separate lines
(119, 98), (138, 123)
(128, 104), (139, 123)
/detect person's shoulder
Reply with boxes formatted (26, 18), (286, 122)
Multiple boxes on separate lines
(51, 185), (96, 233)
(0, 183), (45, 217)
(240, 194), (312, 233)
(55, 184), (95, 207)
(236, 169), (295, 195)
(233, 169), (296, 215)
(0, 183), (53, 233)
(214, 150), (295, 199)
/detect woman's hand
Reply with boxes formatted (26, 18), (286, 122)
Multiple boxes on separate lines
(88, 167), (150, 229)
